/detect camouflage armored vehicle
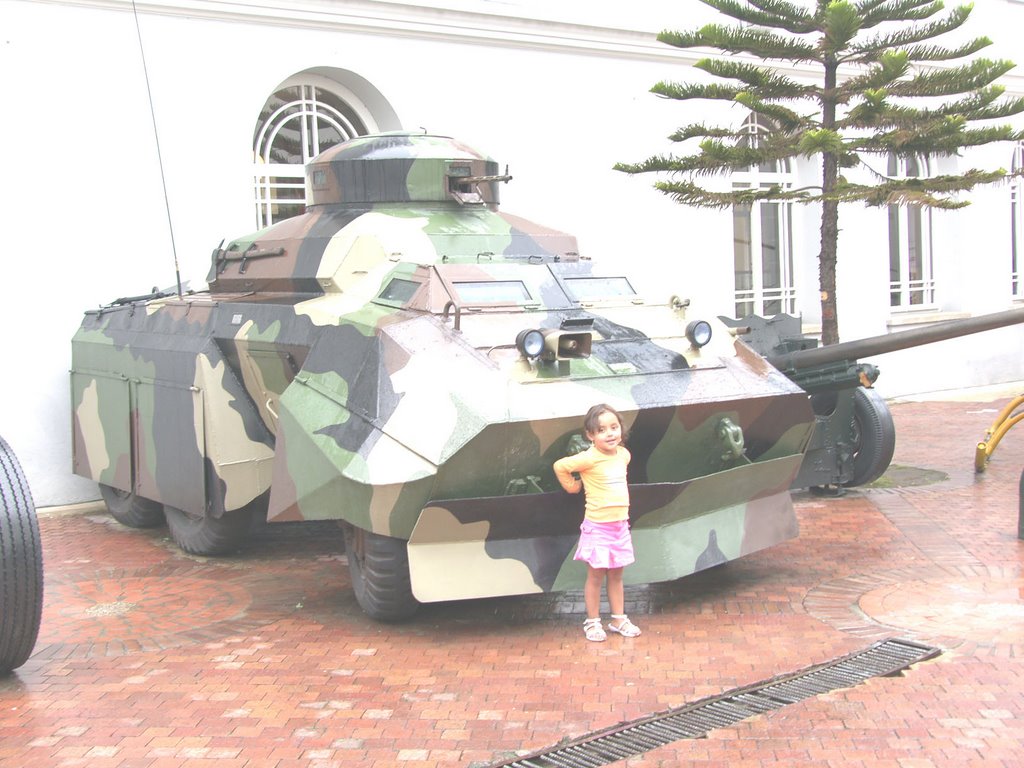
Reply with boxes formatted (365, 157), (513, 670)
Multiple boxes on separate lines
(72, 132), (824, 620)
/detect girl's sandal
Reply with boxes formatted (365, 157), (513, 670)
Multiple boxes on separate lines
(583, 618), (607, 642)
(607, 614), (641, 637)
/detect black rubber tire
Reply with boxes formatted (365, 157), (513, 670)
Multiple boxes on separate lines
(0, 434), (44, 675)
(164, 504), (254, 556)
(99, 483), (165, 528)
(844, 387), (897, 488)
(342, 523), (418, 622)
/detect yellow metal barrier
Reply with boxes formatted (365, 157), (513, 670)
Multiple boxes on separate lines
(975, 394), (1024, 472)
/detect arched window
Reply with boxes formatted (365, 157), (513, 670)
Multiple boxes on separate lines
(731, 113), (795, 317)
(1012, 143), (1023, 299)
(887, 154), (934, 308)
(253, 76), (374, 227)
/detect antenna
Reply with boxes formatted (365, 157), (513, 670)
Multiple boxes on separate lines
(131, 1), (183, 298)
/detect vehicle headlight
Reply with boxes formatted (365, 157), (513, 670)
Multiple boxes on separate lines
(686, 320), (713, 348)
(516, 328), (545, 359)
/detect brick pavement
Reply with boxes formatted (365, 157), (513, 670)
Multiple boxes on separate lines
(1, 392), (1022, 767)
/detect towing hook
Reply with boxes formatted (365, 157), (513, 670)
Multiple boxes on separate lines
(717, 417), (745, 462)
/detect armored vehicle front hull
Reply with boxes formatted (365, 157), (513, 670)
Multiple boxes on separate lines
(72, 288), (813, 615)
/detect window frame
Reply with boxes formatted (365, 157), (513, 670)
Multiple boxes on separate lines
(252, 76), (376, 228)
(887, 154), (936, 310)
(731, 113), (796, 318)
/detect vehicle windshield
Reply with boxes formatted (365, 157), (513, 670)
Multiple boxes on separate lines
(452, 281), (531, 303)
(563, 276), (636, 301)
(372, 263), (640, 312)
(378, 277), (420, 303)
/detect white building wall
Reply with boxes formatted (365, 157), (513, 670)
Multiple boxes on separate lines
(3, 0), (1023, 504)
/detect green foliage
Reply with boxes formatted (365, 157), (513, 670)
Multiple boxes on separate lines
(658, 25), (819, 62)
(822, 1), (862, 52)
(618, 0), (1023, 344)
(619, 0), (1023, 210)
(799, 128), (844, 156)
(834, 168), (1006, 207)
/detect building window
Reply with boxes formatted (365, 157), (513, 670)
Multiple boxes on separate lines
(1012, 143), (1023, 299)
(887, 154), (935, 309)
(253, 80), (370, 227)
(732, 113), (795, 317)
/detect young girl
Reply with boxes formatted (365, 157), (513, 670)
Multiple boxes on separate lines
(553, 404), (642, 641)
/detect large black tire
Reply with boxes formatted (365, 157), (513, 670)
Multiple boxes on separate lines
(844, 387), (897, 488)
(99, 483), (165, 528)
(164, 504), (254, 556)
(0, 435), (44, 675)
(342, 523), (418, 622)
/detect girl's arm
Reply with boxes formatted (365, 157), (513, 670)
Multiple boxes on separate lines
(553, 455), (584, 494)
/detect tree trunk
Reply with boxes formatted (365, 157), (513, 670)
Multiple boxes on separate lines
(819, 183), (840, 345)
(818, 56), (840, 346)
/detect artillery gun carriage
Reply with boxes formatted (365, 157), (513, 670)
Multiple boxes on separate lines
(728, 308), (1024, 491)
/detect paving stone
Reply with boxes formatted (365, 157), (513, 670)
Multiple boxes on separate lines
(1, 396), (1023, 767)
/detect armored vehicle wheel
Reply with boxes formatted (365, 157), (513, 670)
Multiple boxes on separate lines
(342, 523), (418, 622)
(845, 387), (896, 488)
(0, 435), (44, 674)
(99, 483), (165, 528)
(164, 504), (254, 556)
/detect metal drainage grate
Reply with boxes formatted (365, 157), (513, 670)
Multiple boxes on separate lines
(493, 638), (940, 768)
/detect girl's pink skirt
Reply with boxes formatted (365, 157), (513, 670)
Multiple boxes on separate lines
(574, 519), (635, 569)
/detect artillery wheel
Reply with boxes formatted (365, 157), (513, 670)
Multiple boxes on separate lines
(844, 387), (896, 488)
(99, 483), (165, 528)
(165, 504), (255, 556)
(0, 434), (44, 675)
(342, 523), (418, 622)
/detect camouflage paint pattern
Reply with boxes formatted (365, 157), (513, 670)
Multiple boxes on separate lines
(72, 132), (815, 603)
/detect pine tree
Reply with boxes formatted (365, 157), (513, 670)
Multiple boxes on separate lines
(615, 0), (1024, 344)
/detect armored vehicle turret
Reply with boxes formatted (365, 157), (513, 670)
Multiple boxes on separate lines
(72, 133), (827, 619)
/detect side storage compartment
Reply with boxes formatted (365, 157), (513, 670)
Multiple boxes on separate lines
(71, 370), (207, 515)
(71, 303), (275, 520)
(71, 371), (132, 489)
(134, 379), (207, 514)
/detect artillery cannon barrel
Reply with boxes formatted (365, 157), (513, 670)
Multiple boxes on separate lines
(768, 305), (1024, 371)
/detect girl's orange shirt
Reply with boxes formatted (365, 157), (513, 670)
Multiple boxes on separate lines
(553, 445), (630, 523)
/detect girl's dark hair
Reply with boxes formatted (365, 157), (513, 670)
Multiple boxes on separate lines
(583, 403), (624, 437)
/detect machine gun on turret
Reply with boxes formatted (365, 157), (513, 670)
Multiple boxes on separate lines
(724, 306), (1024, 491)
